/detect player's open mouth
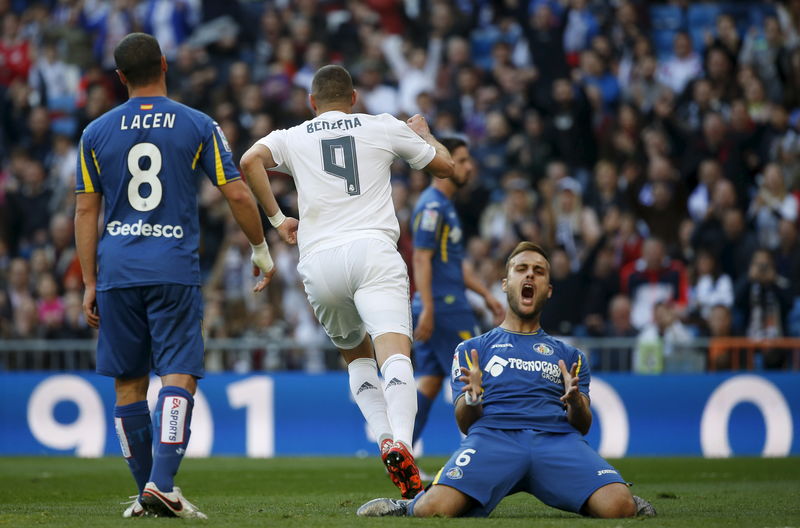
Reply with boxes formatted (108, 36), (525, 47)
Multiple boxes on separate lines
(521, 283), (534, 305)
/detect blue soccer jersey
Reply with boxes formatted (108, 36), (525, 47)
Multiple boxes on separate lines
(411, 186), (468, 313)
(75, 96), (239, 291)
(451, 327), (590, 433)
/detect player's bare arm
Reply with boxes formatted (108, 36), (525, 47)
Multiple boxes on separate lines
(406, 114), (454, 179)
(240, 143), (299, 245)
(412, 247), (436, 342)
(218, 179), (275, 292)
(559, 359), (592, 435)
(455, 348), (484, 434)
(462, 260), (505, 325)
(74, 192), (102, 329)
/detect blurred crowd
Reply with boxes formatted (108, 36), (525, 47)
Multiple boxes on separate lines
(1, 0), (799, 373)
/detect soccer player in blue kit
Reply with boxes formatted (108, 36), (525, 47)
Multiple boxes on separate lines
(410, 137), (504, 448)
(74, 33), (280, 519)
(358, 242), (656, 518)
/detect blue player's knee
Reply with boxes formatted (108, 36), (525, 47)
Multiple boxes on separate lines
(411, 486), (471, 518)
(584, 487), (636, 518)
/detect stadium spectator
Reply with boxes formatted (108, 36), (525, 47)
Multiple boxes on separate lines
(739, 16), (787, 102)
(634, 301), (692, 374)
(687, 159), (724, 223)
(773, 220), (800, 298)
(656, 31), (702, 96)
(540, 247), (582, 336)
(586, 160), (624, 222)
(4, 158), (52, 256)
(706, 304), (736, 370)
(623, 54), (665, 113)
(0, 12), (32, 88)
(541, 78), (595, 175)
(734, 249), (794, 368)
(591, 294), (637, 372)
(719, 208), (760, 282)
(621, 237), (688, 330)
(749, 163), (799, 250)
(690, 249), (734, 321)
(626, 157), (687, 250)
(705, 14), (741, 61)
(562, 0), (599, 61)
(355, 59), (399, 116)
(380, 32), (442, 116)
(505, 109), (554, 182)
(580, 233), (621, 325)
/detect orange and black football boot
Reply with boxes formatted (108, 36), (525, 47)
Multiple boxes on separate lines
(382, 441), (423, 499)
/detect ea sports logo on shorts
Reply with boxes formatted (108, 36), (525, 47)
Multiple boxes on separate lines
(484, 355), (509, 377)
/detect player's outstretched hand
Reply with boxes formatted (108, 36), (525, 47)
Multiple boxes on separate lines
(558, 359), (580, 407)
(406, 114), (431, 138)
(252, 264), (276, 293)
(250, 242), (276, 293)
(459, 349), (483, 404)
(413, 308), (434, 342)
(82, 284), (100, 329)
(277, 217), (299, 245)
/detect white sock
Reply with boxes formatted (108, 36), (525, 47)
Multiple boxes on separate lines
(380, 354), (417, 449)
(348, 358), (393, 445)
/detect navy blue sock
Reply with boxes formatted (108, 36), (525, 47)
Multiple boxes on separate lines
(114, 401), (153, 496)
(150, 386), (193, 492)
(412, 391), (434, 446)
(406, 488), (425, 516)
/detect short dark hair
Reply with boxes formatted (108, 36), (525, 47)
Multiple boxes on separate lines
(440, 137), (468, 154)
(114, 33), (163, 87)
(311, 65), (354, 106)
(506, 241), (550, 274)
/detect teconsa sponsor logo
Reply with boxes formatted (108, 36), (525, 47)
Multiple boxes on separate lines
(106, 220), (184, 238)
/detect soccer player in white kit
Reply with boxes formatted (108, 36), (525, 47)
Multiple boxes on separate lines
(240, 65), (454, 499)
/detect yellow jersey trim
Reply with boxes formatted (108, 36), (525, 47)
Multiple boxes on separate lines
(212, 134), (225, 185)
(432, 467), (444, 485)
(464, 349), (474, 370)
(440, 224), (450, 262)
(79, 140), (95, 193)
(90, 149), (101, 175)
(575, 353), (582, 376)
(191, 143), (203, 170)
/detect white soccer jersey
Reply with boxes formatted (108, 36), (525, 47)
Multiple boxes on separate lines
(257, 111), (435, 257)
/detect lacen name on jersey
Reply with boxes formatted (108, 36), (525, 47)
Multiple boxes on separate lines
(121, 112), (176, 130)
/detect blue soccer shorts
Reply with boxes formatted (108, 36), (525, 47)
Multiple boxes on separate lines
(412, 307), (479, 377)
(96, 284), (205, 379)
(430, 426), (627, 516)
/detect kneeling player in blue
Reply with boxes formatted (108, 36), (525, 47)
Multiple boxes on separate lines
(75, 34), (279, 519)
(357, 242), (656, 519)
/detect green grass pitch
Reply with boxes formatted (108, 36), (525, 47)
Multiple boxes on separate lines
(1, 456), (798, 527)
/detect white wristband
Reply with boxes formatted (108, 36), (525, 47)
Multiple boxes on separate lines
(250, 240), (274, 273)
(268, 210), (286, 228)
(464, 390), (483, 407)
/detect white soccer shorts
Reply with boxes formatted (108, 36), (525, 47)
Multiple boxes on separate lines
(297, 238), (412, 349)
